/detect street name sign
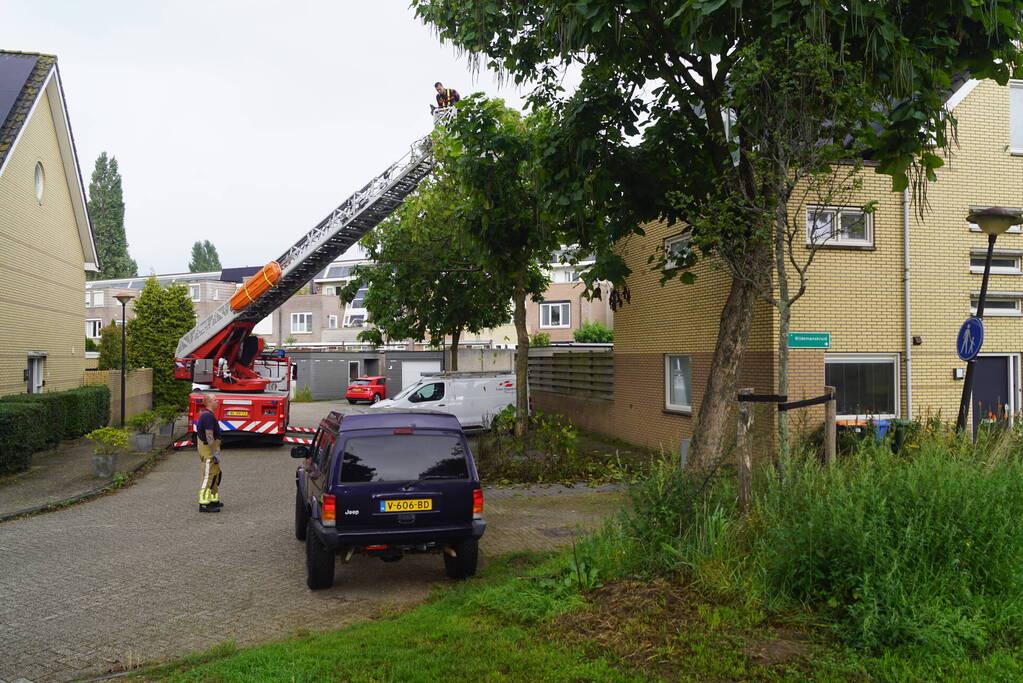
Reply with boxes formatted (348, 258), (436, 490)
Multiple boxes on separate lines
(788, 332), (831, 349)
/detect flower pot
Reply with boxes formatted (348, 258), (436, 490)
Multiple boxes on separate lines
(91, 454), (116, 479)
(133, 432), (155, 451)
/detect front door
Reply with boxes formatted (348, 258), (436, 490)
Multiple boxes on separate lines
(27, 357), (44, 394)
(973, 356), (1011, 433)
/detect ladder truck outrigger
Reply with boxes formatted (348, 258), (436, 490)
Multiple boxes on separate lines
(173, 117), (448, 446)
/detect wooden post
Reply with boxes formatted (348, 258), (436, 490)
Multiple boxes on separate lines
(737, 388), (753, 515)
(824, 385), (837, 467)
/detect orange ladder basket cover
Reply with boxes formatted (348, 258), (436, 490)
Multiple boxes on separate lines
(229, 262), (282, 311)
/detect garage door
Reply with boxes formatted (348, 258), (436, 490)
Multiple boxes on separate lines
(401, 360), (441, 390)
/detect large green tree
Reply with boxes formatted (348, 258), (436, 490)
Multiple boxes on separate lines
(413, 0), (1023, 465)
(434, 97), (556, 434)
(87, 152), (136, 280)
(127, 277), (196, 408)
(340, 174), (515, 370)
(188, 240), (222, 272)
(96, 321), (123, 371)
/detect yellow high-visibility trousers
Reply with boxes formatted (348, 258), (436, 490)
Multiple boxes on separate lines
(197, 439), (222, 504)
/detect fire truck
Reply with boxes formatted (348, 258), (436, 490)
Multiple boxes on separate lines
(173, 124), (443, 446)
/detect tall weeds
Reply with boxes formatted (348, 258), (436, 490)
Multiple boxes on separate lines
(585, 423), (1023, 655)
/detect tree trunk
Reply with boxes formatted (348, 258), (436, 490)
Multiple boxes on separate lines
(776, 301), (791, 479)
(689, 248), (769, 467)
(512, 273), (529, 437)
(450, 328), (460, 371)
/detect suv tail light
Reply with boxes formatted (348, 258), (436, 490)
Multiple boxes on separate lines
(322, 494), (336, 527)
(472, 488), (483, 518)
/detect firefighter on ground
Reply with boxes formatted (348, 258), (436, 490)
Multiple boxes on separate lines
(432, 82), (459, 112)
(196, 394), (223, 513)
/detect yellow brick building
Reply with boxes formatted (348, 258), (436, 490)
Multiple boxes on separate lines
(0, 51), (99, 396)
(611, 78), (1023, 451)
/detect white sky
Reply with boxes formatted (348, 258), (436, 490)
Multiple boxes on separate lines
(6, 1), (536, 274)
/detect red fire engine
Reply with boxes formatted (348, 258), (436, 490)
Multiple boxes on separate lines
(172, 121), (443, 446)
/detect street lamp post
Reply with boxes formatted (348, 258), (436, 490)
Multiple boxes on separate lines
(114, 293), (135, 427)
(955, 207), (1023, 433)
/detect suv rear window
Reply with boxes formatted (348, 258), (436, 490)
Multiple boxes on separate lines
(339, 434), (470, 483)
(350, 380), (371, 385)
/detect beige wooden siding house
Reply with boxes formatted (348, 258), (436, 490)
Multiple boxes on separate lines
(0, 51), (99, 395)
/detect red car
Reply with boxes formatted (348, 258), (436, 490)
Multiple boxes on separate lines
(346, 376), (387, 404)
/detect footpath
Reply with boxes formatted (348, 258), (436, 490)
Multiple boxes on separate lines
(0, 419), (184, 521)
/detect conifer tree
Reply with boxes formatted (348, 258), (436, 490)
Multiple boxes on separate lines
(96, 322), (123, 370)
(188, 240), (222, 272)
(87, 152), (137, 280)
(127, 277), (196, 408)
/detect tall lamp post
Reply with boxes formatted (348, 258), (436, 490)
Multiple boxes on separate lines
(955, 207), (1023, 433)
(114, 293), (135, 427)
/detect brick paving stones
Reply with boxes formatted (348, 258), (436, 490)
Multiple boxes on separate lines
(0, 401), (621, 682)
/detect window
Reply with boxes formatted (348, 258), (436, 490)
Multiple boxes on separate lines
(971, 295), (1022, 316)
(807, 206), (872, 246)
(291, 312), (313, 333)
(349, 285), (368, 309)
(34, 162), (44, 201)
(664, 234), (691, 270)
(344, 314), (365, 327)
(323, 285), (337, 296)
(563, 270), (581, 283)
(86, 319), (103, 338)
(189, 284), (201, 302)
(971, 250), (1022, 274)
(85, 291), (92, 308)
(664, 355), (692, 412)
(339, 434), (468, 483)
(1011, 81), (1023, 153)
(408, 382), (445, 403)
(825, 354), (899, 419)
(86, 290), (105, 308)
(540, 301), (571, 328)
(212, 288), (219, 301)
(327, 315), (338, 329)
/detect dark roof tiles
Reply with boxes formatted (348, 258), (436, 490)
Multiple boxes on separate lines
(0, 51), (56, 171)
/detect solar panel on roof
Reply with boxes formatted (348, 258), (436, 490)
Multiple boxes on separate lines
(0, 54), (38, 131)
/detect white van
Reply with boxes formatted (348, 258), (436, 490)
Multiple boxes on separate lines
(371, 371), (517, 429)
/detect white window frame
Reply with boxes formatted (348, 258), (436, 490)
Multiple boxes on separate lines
(86, 319), (103, 338)
(539, 301), (571, 329)
(94, 291), (104, 307)
(212, 288), (219, 301)
(807, 206), (873, 247)
(188, 284), (201, 302)
(824, 353), (900, 420)
(664, 233), (691, 270)
(970, 249), (1022, 275)
(1010, 80), (1023, 155)
(323, 285), (337, 296)
(327, 314), (338, 329)
(291, 312), (313, 334)
(664, 354), (693, 413)
(970, 293), (1023, 317)
(343, 313), (365, 328)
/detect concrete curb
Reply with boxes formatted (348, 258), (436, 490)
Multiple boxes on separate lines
(0, 439), (178, 524)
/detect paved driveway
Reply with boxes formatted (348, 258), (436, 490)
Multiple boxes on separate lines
(0, 400), (619, 682)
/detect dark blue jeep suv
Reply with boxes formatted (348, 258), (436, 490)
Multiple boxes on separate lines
(292, 409), (485, 589)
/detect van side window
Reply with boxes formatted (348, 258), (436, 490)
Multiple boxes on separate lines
(408, 382), (444, 403)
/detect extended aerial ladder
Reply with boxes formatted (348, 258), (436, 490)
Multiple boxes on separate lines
(174, 114), (449, 442)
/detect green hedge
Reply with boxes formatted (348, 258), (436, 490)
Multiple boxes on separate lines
(0, 402), (47, 475)
(0, 386), (111, 475)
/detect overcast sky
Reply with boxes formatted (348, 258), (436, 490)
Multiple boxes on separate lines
(7, 1), (537, 275)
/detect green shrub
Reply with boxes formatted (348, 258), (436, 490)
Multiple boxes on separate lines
(293, 385), (313, 403)
(528, 332), (551, 347)
(0, 402), (47, 475)
(572, 320), (614, 343)
(0, 393), (68, 447)
(126, 409), (159, 434)
(85, 337), (98, 352)
(85, 427), (129, 456)
(64, 386), (111, 436)
(475, 409), (596, 483)
(155, 404), (181, 425)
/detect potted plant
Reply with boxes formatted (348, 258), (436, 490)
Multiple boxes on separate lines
(154, 404), (180, 436)
(126, 409), (159, 451)
(85, 426), (129, 478)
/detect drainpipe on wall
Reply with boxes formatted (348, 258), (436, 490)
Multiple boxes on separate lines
(903, 188), (914, 419)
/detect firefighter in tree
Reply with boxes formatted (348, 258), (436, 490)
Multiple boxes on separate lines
(432, 82), (460, 112)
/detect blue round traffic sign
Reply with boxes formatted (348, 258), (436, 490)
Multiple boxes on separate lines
(957, 317), (985, 361)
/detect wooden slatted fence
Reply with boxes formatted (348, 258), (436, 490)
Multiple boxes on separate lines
(527, 349), (613, 400)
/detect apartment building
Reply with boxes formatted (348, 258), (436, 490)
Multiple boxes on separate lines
(609, 77), (1023, 451)
(1, 51), (99, 395)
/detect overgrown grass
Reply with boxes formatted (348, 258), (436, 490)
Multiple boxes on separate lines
(580, 422), (1023, 658)
(136, 554), (646, 683)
